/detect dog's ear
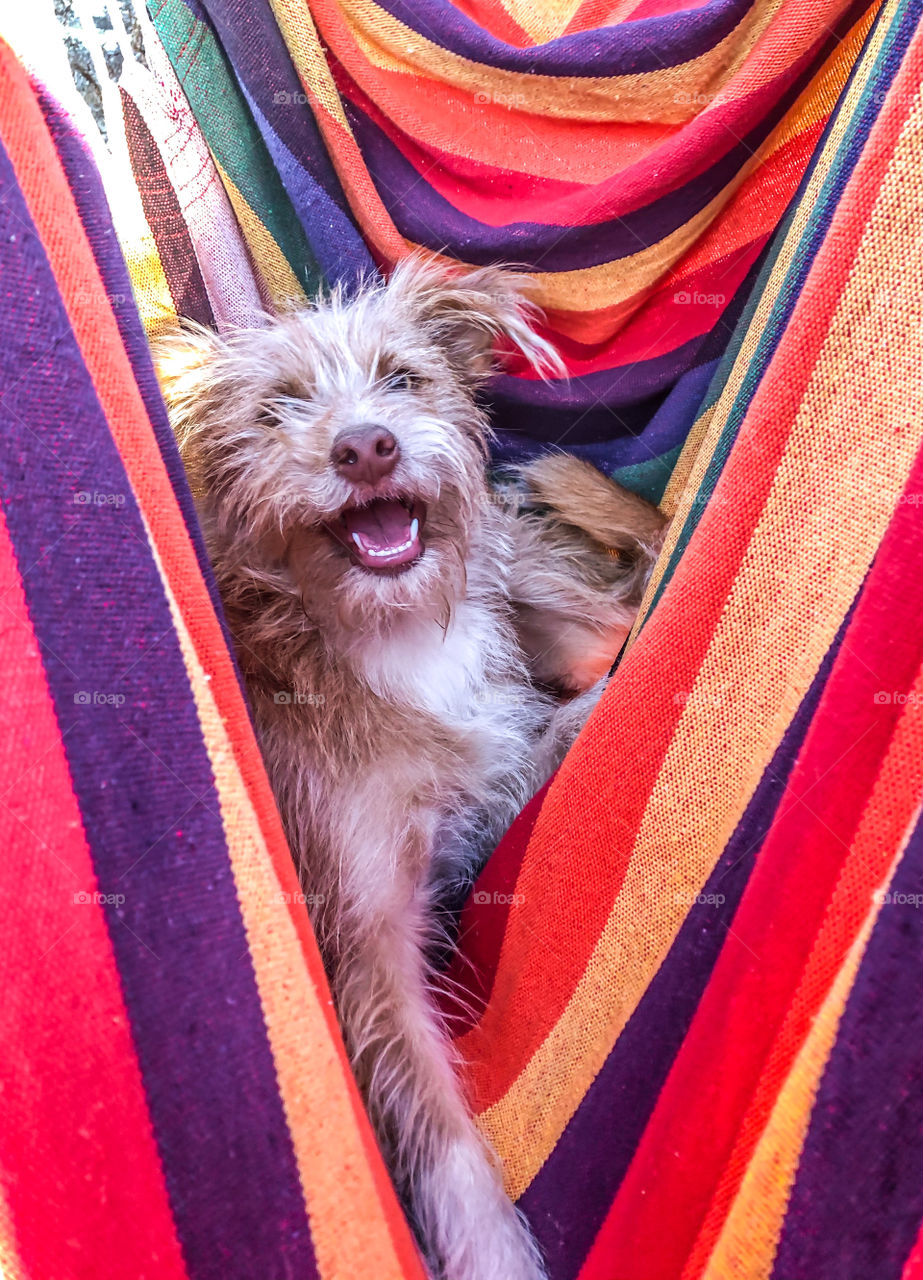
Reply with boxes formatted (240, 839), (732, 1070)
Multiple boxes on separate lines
(155, 323), (226, 432)
(388, 255), (565, 384)
(154, 323), (231, 490)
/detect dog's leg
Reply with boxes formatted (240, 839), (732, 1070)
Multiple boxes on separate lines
(334, 892), (545, 1280)
(534, 676), (607, 780)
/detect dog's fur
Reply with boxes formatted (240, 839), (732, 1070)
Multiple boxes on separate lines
(157, 258), (664, 1280)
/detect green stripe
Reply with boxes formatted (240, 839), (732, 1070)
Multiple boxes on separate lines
(610, 445), (683, 505)
(148, 0), (321, 298)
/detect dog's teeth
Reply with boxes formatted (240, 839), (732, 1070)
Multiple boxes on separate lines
(410, 518), (419, 540)
(351, 532), (363, 549)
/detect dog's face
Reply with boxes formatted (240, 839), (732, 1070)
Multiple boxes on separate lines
(158, 258), (559, 633)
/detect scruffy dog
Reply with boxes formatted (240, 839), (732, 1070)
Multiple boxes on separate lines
(157, 259), (664, 1280)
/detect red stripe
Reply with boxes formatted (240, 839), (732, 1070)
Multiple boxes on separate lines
(0, 505), (188, 1280)
(333, 56), (818, 229)
(506, 237), (772, 375)
(577, 42), (923, 1278)
(582, 450), (923, 1280)
(0, 51), (414, 1255)
(901, 1220), (923, 1280)
(458, 24), (910, 1114)
(445, 0), (534, 45)
(442, 781), (550, 1028)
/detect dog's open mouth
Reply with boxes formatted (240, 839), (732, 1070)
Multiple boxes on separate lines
(325, 497), (425, 572)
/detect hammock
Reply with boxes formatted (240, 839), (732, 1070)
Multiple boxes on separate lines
(0, 0), (922, 1276)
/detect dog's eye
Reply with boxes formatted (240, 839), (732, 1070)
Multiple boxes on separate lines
(384, 367), (423, 392)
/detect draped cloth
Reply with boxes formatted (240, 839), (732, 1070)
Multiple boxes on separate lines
(0, 0), (922, 1277)
(147, 0), (883, 498)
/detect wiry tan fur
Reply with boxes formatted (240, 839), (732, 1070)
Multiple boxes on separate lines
(507, 454), (666, 693)
(156, 256), (659, 1280)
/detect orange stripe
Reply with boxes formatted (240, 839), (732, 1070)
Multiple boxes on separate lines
(0, 38), (321, 1033)
(685, 662), (923, 1278)
(0, 43), (420, 1272)
(0, 500), (187, 1279)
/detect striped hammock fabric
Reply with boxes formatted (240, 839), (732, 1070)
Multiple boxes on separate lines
(140, 0), (887, 500)
(1, 0), (923, 1278)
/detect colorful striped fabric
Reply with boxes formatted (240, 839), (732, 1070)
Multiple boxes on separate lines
(0, 42), (424, 1280)
(444, 1), (923, 1276)
(1, 0), (923, 1276)
(147, 0), (885, 500)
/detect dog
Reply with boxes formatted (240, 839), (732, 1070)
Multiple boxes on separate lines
(157, 257), (664, 1280)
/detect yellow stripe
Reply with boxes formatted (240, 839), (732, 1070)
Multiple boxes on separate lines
(269, 0), (350, 128)
(214, 162), (306, 309)
(0, 1181), (25, 1280)
(123, 236), (178, 342)
(479, 63), (923, 1201)
(636, 0), (885, 636)
(698, 694), (923, 1278)
(342, 0), (783, 125)
(496, 0), (583, 42)
(147, 526), (412, 1280)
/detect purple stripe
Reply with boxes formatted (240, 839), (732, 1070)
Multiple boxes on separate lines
(770, 817), (923, 1279)
(494, 334), (705, 413)
(37, 89), (244, 702)
(0, 136), (318, 1280)
(484, 334), (705, 454)
(518, 605), (851, 1279)
(370, 0), (754, 75)
(194, 0), (373, 286)
(339, 57), (811, 272)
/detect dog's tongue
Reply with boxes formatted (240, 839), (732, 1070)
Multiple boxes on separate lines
(341, 499), (422, 570)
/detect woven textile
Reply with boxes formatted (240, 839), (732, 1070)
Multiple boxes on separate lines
(147, 0), (885, 499)
(0, 43), (424, 1280)
(444, 1), (923, 1276)
(0, 0), (922, 1276)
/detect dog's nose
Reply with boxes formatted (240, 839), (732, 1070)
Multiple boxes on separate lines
(331, 425), (400, 486)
